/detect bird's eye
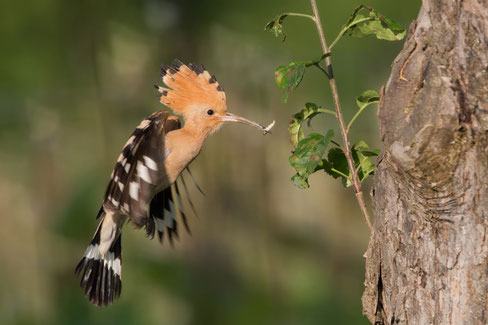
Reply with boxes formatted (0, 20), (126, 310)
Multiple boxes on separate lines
(207, 109), (214, 115)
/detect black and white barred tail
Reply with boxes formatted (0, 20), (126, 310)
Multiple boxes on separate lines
(74, 175), (199, 307)
(75, 212), (123, 307)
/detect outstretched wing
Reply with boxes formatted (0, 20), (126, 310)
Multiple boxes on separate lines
(148, 172), (201, 245)
(101, 110), (180, 230)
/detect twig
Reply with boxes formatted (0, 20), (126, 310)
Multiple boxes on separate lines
(309, 0), (372, 230)
(283, 12), (316, 21)
(347, 103), (369, 133)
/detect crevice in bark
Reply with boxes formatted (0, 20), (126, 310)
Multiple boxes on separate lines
(374, 264), (386, 325)
(454, 74), (472, 123)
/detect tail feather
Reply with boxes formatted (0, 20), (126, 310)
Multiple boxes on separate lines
(75, 216), (123, 307)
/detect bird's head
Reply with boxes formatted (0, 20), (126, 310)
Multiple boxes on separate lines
(156, 59), (274, 137)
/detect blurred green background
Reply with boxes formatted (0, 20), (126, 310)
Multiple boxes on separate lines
(0, 0), (420, 324)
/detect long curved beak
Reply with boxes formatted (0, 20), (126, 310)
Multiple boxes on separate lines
(218, 113), (275, 135)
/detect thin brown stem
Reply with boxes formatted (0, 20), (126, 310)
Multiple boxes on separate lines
(309, 0), (372, 230)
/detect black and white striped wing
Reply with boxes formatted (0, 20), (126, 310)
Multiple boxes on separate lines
(101, 110), (173, 229)
(149, 180), (194, 245)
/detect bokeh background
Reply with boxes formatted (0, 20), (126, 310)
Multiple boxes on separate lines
(1, 1), (420, 324)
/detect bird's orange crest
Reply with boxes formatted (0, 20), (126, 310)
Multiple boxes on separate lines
(156, 59), (227, 115)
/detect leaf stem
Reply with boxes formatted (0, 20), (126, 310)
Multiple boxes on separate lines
(318, 108), (337, 117)
(330, 140), (343, 148)
(330, 168), (350, 180)
(284, 12), (316, 21)
(313, 64), (330, 78)
(346, 104), (368, 133)
(309, 0), (372, 230)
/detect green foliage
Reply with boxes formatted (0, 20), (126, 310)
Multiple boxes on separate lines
(344, 5), (405, 41)
(275, 61), (305, 103)
(285, 92), (381, 190)
(323, 141), (379, 188)
(356, 89), (380, 107)
(289, 131), (334, 189)
(289, 126), (380, 189)
(275, 54), (330, 103)
(264, 14), (289, 42)
(289, 103), (335, 148)
(265, 5), (403, 189)
(329, 6), (406, 49)
(353, 140), (380, 181)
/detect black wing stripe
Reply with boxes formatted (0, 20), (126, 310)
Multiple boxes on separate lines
(163, 187), (178, 245)
(174, 182), (191, 234)
(179, 173), (198, 217)
(149, 189), (166, 242)
(148, 176), (200, 245)
(102, 110), (170, 229)
(186, 167), (206, 197)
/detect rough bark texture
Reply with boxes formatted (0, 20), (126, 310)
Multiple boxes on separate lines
(362, 0), (488, 324)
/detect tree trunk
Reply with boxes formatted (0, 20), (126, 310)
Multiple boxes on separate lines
(362, 0), (488, 324)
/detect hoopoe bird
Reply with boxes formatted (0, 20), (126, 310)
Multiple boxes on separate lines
(75, 59), (274, 306)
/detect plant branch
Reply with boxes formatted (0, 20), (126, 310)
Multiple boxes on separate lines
(309, 0), (372, 230)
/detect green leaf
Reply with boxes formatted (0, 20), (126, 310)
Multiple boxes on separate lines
(289, 130), (334, 188)
(288, 103), (334, 148)
(344, 6), (405, 42)
(264, 14), (289, 42)
(353, 140), (371, 151)
(353, 140), (380, 156)
(275, 63), (305, 103)
(323, 148), (352, 187)
(291, 174), (309, 189)
(356, 90), (380, 108)
(352, 141), (379, 182)
(275, 53), (331, 103)
(290, 133), (330, 175)
(322, 140), (380, 187)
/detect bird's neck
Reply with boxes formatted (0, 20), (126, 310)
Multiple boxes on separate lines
(169, 122), (209, 162)
(181, 119), (215, 141)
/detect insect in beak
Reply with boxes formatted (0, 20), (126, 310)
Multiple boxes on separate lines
(218, 113), (275, 135)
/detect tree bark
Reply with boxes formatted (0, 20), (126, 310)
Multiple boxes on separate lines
(362, 0), (488, 324)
